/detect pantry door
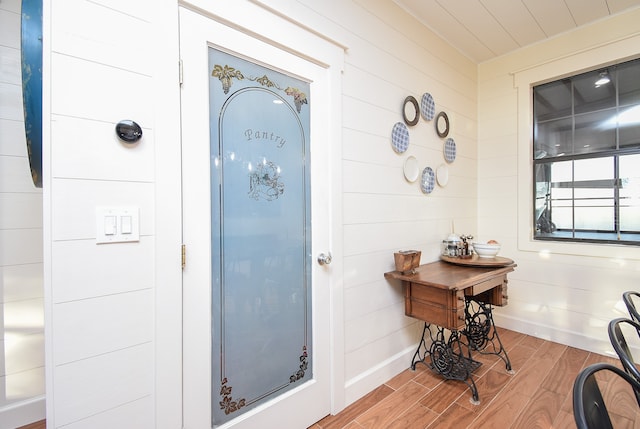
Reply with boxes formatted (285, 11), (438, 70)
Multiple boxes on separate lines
(179, 7), (334, 429)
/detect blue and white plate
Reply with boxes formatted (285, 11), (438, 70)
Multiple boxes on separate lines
(444, 137), (456, 163)
(391, 122), (410, 153)
(420, 93), (435, 121)
(420, 166), (435, 194)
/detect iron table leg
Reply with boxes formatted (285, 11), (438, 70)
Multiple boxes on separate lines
(410, 322), (482, 404)
(463, 298), (514, 373)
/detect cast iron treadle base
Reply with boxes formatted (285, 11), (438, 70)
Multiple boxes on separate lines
(411, 323), (481, 403)
(463, 298), (513, 373)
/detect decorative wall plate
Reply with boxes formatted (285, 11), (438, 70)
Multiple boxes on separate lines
(420, 93), (435, 121)
(403, 156), (419, 182)
(435, 111), (449, 138)
(436, 164), (449, 186)
(403, 96), (419, 126)
(444, 137), (456, 163)
(391, 122), (410, 153)
(420, 166), (435, 194)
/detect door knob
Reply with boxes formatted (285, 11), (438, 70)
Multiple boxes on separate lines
(317, 252), (332, 265)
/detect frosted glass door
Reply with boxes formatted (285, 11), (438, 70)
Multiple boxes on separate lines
(209, 48), (311, 426)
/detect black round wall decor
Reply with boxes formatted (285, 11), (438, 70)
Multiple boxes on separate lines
(402, 96), (420, 126)
(435, 111), (449, 138)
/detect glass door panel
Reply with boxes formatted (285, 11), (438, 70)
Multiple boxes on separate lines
(208, 49), (311, 426)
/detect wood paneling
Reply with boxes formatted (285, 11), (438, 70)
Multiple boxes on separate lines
(51, 238), (154, 303)
(51, 117), (155, 182)
(478, 8), (640, 363)
(52, 289), (153, 364)
(53, 344), (153, 426)
(0, 3), (45, 426)
(309, 0), (479, 403)
(0, 118), (27, 156)
(50, 179), (154, 241)
(395, 0), (640, 62)
(47, 0), (161, 423)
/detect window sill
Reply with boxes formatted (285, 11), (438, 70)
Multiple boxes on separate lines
(518, 233), (640, 261)
(535, 231), (640, 245)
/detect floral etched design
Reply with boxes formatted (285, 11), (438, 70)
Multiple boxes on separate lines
(285, 87), (308, 113)
(219, 378), (246, 415)
(248, 160), (285, 201)
(212, 64), (308, 113)
(256, 74), (275, 88)
(212, 64), (244, 94)
(289, 346), (309, 383)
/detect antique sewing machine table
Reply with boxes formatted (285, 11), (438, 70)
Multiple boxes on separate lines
(384, 258), (516, 403)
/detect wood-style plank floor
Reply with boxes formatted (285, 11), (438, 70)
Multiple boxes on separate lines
(17, 327), (638, 429)
(310, 327), (640, 429)
(17, 421), (45, 429)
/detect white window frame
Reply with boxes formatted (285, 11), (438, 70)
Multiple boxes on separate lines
(514, 35), (640, 261)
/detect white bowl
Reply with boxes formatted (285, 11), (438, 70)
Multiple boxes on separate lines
(472, 243), (500, 258)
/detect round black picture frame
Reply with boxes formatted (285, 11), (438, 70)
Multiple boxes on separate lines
(435, 111), (449, 138)
(402, 96), (420, 126)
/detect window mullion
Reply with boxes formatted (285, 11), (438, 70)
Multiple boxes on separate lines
(571, 81), (576, 238)
(614, 70), (620, 239)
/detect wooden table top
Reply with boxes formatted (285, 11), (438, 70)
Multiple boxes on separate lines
(384, 259), (516, 291)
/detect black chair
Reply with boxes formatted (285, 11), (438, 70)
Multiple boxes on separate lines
(608, 317), (640, 406)
(573, 362), (640, 429)
(623, 291), (640, 323)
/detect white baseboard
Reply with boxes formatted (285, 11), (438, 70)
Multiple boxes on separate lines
(493, 313), (616, 358)
(343, 345), (416, 408)
(0, 396), (46, 429)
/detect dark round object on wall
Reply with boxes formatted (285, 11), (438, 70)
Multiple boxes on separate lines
(435, 111), (449, 138)
(116, 120), (143, 143)
(403, 96), (420, 126)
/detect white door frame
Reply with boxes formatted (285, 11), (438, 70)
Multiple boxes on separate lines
(177, 1), (345, 426)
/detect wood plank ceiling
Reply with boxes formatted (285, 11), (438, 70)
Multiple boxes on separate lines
(393, 0), (640, 63)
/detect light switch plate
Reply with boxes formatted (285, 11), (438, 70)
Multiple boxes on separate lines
(96, 207), (140, 244)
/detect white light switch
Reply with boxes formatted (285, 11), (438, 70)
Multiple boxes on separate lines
(96, 207), (140, 244)
(104, 215), (117, 235)
(121, 215), (132, 234)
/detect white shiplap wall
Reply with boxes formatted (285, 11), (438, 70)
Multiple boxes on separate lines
(478, 9), (640, 356)
(0, 1), (45, 428)
(46, 0), (182, 428)
(293, 0), (479, 404)
(42, 0), (640, 426)
(43, 0), (640, 427)
(45, 0), (479, 425)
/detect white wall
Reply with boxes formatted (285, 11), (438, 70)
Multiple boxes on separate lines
(44, 0), (479, 425)
(0, 1), (45, 428)
(42, 0), (640, 427)
(294, 0), (479, 404)
(478, 9), (640, 356)
(44, 0), (181, 428)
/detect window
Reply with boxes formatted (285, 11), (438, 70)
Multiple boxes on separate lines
(533, 58), (640, 245)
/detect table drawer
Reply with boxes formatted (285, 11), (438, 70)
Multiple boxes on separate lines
(464, 276), (508, 306)
(466, 275), (505, 296)
(404, 283), (465, 330)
